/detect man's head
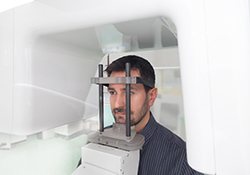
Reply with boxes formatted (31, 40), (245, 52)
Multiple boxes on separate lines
(106, 55), (155, 92)
(105, 55), (157, 132)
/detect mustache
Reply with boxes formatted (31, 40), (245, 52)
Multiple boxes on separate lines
(112, 108), (133, 114)
(112, 108), (125, 114)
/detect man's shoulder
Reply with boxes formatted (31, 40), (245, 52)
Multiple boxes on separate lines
(155, 123), (186, 151)
(141, 115), (186, 154)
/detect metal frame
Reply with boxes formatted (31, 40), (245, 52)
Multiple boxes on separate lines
(94, 63), (135, 137)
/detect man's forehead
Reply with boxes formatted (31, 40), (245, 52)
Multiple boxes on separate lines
(108, 83), (144, 90)
(107, 69), (151, 90)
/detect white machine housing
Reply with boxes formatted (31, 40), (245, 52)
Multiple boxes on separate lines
(72, 143), (139, 175)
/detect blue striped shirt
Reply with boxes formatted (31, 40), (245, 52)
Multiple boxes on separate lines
(138, 114), (204, 175)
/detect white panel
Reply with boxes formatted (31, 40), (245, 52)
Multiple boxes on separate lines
(0, 2), (103, 135)
(82, 143), (127, 174)
(171, 0), (216, 173)
(0, 10), (14, 134)
(204, 0), (250, 174)
(12, 85), (86, 135)
(0, 0), (34, 13)
(81, 143), (139, 175)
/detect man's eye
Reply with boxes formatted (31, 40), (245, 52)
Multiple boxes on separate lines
(124, 91), (135, 95)
(108, 91), (116, 95)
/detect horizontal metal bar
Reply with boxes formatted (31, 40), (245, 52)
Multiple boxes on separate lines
(91, 77), (153, 88)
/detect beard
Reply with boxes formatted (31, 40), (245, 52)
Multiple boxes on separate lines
(112, 96), (149, 126)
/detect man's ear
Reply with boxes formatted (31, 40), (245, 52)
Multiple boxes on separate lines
(148, 88), (158, 107)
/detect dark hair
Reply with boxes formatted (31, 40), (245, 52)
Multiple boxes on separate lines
(105, 55), (155, 92)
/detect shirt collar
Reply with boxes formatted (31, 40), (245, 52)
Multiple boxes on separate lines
(139, 113), (158, 144)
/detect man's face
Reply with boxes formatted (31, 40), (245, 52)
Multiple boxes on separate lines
(108, 69), (150, 126)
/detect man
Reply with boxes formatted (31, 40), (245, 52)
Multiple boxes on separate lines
(105, 55), (203, 175)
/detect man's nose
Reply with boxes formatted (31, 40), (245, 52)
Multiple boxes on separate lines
(114, 93), (125, 108)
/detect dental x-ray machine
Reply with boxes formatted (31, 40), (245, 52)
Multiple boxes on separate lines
(0, 0), (250, 175)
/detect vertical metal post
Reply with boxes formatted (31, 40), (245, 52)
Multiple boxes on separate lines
(125, 63), (131, 137)
(98, 64), (104, 132)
